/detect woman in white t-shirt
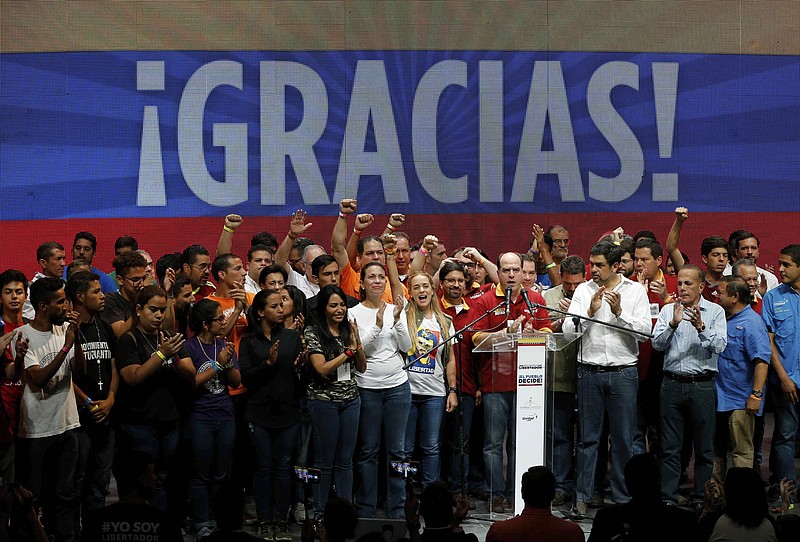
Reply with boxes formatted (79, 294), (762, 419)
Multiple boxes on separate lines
(349, 261), (412, 518)
(403, 271), (458, 488)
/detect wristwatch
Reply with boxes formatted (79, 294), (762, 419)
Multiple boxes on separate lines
(344, 348), (356, 358)
(751, 389), (763, 398)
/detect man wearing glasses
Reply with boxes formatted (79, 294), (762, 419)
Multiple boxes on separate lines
(531, 225), (571, 290)
(181, 244), (216, 302)
(452, 247), (498, 296)
(101, 251), (148, 337)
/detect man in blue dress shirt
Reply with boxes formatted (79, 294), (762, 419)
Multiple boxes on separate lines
(652, 264), (727, 504)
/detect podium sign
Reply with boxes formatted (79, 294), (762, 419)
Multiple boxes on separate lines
(513, 336), (547, 512)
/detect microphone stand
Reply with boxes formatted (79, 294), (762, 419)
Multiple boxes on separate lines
(402, 299), (506, 370)
(401, 299), (505, 507)
(519, 288), (652, 520)
(523, 297), (653, 339)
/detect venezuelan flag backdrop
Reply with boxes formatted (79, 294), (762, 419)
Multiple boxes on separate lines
(1, 1), (798, 274)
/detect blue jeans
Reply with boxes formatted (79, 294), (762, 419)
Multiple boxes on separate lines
(770, 382), (800, 484)
(449, 394), (479, 494)
(483, 391), (516, 500)
(576, 366), (638, 504)
(250, 422), (299, 522)
(659, 378), (716, 503)
(187, 418), (236, 529)
(76, 423), (115, 521)
(405, 394), (446, 488)
(548, 391), (576, 494)
(308, 397), (361, 517)
(117, 422), (179, 513)
(356, 382), (411, 518)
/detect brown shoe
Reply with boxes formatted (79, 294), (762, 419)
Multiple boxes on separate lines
(552, 490), (569, 506)
(491, 496), (505, 513)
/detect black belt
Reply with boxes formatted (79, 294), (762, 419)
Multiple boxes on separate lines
(579, 363), (636, 373)
(664, 371), (715, 383)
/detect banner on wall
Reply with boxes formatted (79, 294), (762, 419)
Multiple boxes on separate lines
(1, 51), (798, 222)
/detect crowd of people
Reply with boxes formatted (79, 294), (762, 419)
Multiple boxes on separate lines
(0, 200), (798, 542)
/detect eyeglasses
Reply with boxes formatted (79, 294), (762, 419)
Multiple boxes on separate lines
(288, 258), (302, 266)
(191, 263), (210, 272)
(443, 278), (466, 285)
(552, 239), (571, 247)
(210, 315), (226, 324)
(122, 275), (146, 285)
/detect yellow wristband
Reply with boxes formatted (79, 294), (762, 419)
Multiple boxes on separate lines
(545, 262), (556, 270)
(155, 350), (167, 361)
(223, 225), (234, 233)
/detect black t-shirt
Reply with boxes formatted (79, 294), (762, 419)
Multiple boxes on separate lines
(83, 501), (183, 542)
(100, 291), (133, 327)
(75, 318), (116, 403)
(115, 328), (190, 425)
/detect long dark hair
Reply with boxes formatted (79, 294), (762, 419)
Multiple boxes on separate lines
(313, 285), (351, 356)
(281, 284), (308, 328)
(246, 289), (283, 334)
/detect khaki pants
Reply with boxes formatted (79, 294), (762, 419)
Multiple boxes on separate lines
(712, 409), (755, 483)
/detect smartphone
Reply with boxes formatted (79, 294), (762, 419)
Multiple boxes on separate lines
(294, 466), (321, 484)
(389, 460), (420, 480)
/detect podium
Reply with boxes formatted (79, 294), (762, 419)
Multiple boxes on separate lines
(474, 331), (582, 515)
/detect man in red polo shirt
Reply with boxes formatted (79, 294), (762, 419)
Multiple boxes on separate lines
(471, 252), (551, 512)
(438, 261), (482, 499)
(633, 238), (678, 454)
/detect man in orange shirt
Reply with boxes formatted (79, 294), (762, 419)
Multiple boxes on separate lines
(332, 199), (407, 303)
(206, 254), (253, 353)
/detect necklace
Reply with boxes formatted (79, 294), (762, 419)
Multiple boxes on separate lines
(195, 336), (217, 364)
(79, 319), (105, 392)
(139, 328), (160, 357)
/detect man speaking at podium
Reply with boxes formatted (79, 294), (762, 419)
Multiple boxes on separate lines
(471, 252), (551, 513)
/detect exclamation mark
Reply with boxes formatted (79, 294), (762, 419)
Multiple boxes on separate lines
(137, 61), (167, 206)
(652, 62), (679, 201)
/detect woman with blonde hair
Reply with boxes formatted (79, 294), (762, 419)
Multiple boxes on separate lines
(402, 270), (458, 488)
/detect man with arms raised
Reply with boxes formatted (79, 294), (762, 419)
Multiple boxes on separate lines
(274, 211), (327, 298)
(652, 265), (727, 504)
(333, 199), (406, 303)
(562, 242), (651, 514)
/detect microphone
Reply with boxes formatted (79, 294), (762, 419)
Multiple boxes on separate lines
(520, 288), (537, 317)
(505, 286), (513, 327)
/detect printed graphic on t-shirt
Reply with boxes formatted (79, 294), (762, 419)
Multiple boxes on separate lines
(197, 361), (226, 394)
(37, 351), (71, 394)
(409, 326), (440, 375)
